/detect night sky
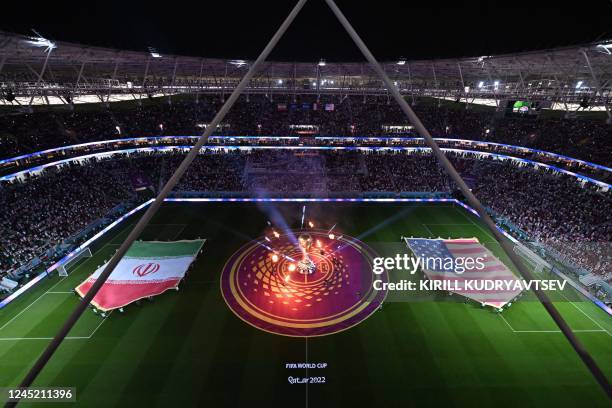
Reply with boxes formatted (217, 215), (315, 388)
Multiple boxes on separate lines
(2, 0), (611, 61)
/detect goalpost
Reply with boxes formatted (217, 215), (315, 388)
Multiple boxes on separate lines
(57, 247), (93, 277)
(513, 243), (551, 274)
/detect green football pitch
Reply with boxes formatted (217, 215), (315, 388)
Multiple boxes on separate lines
(1, 202), (610, 407)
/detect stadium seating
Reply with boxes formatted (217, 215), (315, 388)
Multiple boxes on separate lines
(0, 96), (610, 165)
(1, 149), (609, 291)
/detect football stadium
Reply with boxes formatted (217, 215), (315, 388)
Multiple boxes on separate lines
(0, 1), (611, 406)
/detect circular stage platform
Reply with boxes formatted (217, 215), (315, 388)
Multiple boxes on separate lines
(221, 230), (387, 337)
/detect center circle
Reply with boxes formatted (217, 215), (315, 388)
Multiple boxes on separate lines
(220, 230), (388, 337)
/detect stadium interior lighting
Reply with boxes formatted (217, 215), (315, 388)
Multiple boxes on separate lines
(148, 47), (161, 58)
(464, 86), (470, 93)
(277, 79), (283, 85)
(478, 81), (484, 88)
(397, 58), (406, 65)
(24, 31), (56, 52)
(576, 80), (583, 89)
(318, 59), (326, 67)
(596, 42), (612, 54)
(229, 59), (247, 67)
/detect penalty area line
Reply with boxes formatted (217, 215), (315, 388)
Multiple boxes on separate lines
(499, 314), (516, 332)
(511, 329), (607, 334)
(0, 236), (122, 333)
(499, 314), (606, 334)
(0, 336), (90, 341)
(0, 278), (67, 332)
(554, 289), (611, 337)
(0, 312), (112, 342)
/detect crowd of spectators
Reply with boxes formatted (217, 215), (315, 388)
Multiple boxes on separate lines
(0, 151), (246, 274)
(1, 95), (609, 165)
(472, 161), (611, 283)
(0, 160), (133, 272)
(0, 86), (609, 303)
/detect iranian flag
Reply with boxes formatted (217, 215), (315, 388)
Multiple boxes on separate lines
(76, 240), (205, 311)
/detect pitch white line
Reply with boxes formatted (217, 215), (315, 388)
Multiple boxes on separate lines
(454, 208), (496, 240)
(0, 311), (112, 341)
(0, 336), (90, 341)
(421, 224), (434, 237)
(47, 291), (75, 294)
(512, 329), (606, 333)
(171, 224), (188, 240)
(87, 311), (112, 339)
(0, 277), (67, 332)
(305, 337), (309, 408)
(500, 313), (606, 334)
(499, 314), (516, 332)
(0, 225), (126, 334)
(557, 292), (611, 337)
(423, 223), (472, 226)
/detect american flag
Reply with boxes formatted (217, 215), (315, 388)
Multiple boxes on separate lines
(405, 237), (522, 308)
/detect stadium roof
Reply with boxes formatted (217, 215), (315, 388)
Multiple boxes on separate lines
(0, 30), (610, 108)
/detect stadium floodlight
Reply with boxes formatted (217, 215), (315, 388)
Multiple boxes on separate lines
(318, 59), (326, 67)
(396, 58), (406, 65)
(24, 31), (56, 52)
(596, 42), (612, 54)
(148, 47), (162, 58)
(575, 80), (583, 89)
(277, 79), (283, 85)
(229, 59), (248, 67)
(478, 81), (484, 89)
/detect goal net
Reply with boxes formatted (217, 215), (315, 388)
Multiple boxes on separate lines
(513, 243), (551, 274)
(57, 247), (93, 277)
